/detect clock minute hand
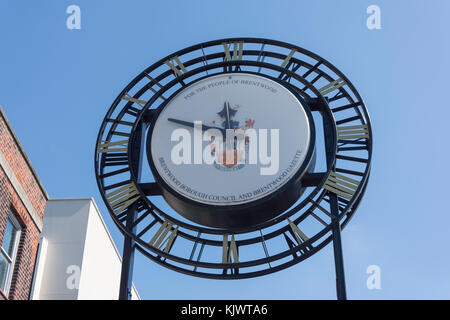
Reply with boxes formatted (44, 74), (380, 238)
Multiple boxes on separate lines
(167, 118), (226, 136)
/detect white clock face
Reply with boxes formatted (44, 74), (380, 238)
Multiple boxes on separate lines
(150, 73), (312, 206)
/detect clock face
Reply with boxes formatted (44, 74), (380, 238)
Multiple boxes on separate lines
(95, 38), (372, 279)
(150, 73), (312, 207)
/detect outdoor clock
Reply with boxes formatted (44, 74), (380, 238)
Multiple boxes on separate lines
(95, 38), (372, 279)
(148, 72), (316, 228)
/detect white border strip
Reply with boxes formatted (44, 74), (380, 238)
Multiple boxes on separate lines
(0, 151), (43, 231)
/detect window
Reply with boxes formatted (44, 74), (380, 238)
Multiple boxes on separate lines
(0, 213), (21, 294)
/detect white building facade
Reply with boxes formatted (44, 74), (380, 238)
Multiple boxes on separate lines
(31, 198), (139, 300)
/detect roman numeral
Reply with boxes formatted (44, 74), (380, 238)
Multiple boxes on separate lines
(256, 43), (266, 73)
(105, 182), (140, 215)
(322, 171), (359, 200)
(121, 92), (147, 108)
(337, 124), (369, 152)
(144, 73), (167, 101)
(97, 139), (128, 154)
(284, 219), (311, 258)
(319, 77), (346, 96)
(223, 41), (243, 61)
(222, 234), (238, 263)
(165, 56), (187, 77)
(278, 49), (303, 81)
(337, 124), (369, 140)
(148, 219), (179, 253)
(281, 49), (296, 68)
(287, 219), (309, 244)
(222, 234), (239, 274)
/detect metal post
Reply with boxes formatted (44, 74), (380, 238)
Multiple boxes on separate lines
(330, 194), (347, 300)
(322, 104), (347, 300)
(119, 205), (137, 300)
(118, 121), (146, 300)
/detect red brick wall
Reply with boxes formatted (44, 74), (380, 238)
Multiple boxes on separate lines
(0, 112), (47, 300)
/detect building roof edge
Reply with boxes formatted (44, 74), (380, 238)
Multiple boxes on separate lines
(0, 105), (49, 200)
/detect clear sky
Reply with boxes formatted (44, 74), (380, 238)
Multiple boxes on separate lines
(1, 0), (449, 299)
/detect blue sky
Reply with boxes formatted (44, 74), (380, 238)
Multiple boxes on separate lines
(1, 0), (449, 299)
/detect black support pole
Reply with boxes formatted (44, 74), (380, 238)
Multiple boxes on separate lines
(322, 103), (348, 300)
(330, 194), (347, 300)
(119, 205), (137, 300)
(118, 121), (146, 300)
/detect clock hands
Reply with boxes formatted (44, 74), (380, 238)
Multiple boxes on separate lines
(224, 101), (239, 150)
(225, 101), (232, 130)
(168, 102), (238, 149)
(217, 102), (237, 127)
(167, 118), (226, 136)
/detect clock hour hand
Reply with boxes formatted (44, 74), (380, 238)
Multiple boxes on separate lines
(224, 102), (238, 150)
(167, 118), (226, 136)
(225, 101), (231, 130)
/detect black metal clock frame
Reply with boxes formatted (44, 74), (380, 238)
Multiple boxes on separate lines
(94, 38), (372, 300)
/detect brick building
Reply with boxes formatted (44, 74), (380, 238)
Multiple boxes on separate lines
(0, 105), (48, 300)
(0, 106), (138, 300)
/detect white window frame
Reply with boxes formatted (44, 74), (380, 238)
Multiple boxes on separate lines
(0, 212), (22, 295)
